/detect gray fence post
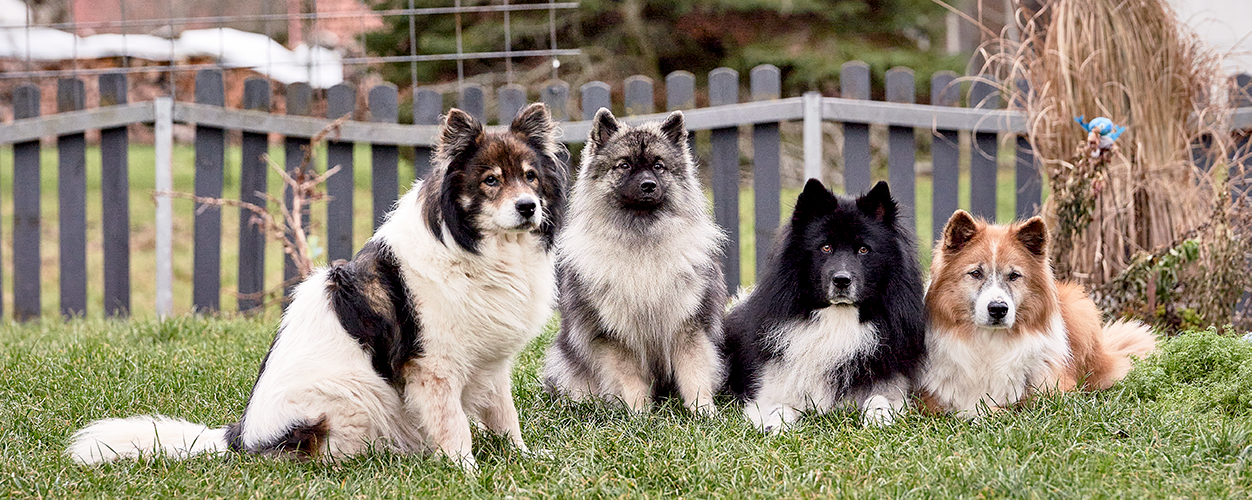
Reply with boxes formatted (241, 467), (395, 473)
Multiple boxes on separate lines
(886, 67), (916, 230)
(541, 80), (570, 121)
(540, 80), (571, 169)
(498, 83), (526, 124)
(414, 87), (441, 181)
(931, 71), (961, 243)
(666, 71), (697, 155)
(581, 81), (611, 120)
(192, 70), (225, 313)
(154, 98), (173, 317)
(970, 74), (1001, 220)
(459, 83), (486, 124)
(100, 72), (131, 317)
(13, 84), (40, 320)
(238, 78), (270, 314)
(751, 64), (782, 281)
(624, 75), (654, 116)
(370, 84), (399, 229)
(283, 82), (314, 298)
(1014, 78), (1042, 218)
(58, 78), (87, 318)
(841, 61), (872, 195)
(327, 82), (357, 263)
(803, 91), (823, 184)
(710, 67), (740, 291)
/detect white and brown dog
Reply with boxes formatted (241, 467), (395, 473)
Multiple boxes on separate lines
(919, 211), (1156, 419)
(68, 104), (567, 469)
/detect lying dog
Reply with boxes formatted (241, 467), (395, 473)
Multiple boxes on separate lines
(919, 210), (1156, 418)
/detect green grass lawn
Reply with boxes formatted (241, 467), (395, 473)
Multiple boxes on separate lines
(1, 317), (1250, 497)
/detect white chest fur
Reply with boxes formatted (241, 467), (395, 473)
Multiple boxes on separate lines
(560, 214), (720, 346)
(920, 314), (1070, 418)
(755, 306), (878, 410)
(377, 195), (556, 365)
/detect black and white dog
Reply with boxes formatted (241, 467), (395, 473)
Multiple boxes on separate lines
(543, 109), (727, 414)
(721, 180), (925, 432)
(69, 103), (567, 469)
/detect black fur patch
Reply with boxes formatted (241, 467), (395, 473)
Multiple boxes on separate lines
(224, 417), (329, 459)
(721, 180), (926, 400)
(328, 240), (423, 385)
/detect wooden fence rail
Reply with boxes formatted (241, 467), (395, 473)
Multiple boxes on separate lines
(0, 64), (1248, 320)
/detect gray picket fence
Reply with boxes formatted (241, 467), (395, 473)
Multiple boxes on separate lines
(0, 65), (1248, 320)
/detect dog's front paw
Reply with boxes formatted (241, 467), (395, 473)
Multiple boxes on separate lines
(861, 395), (897, 427)
(746, 404), (799, 434)
(448, 452), (478, 474)
(687, 395), (718, 417)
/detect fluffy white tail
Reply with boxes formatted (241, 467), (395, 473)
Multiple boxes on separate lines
(67, 415), (228, 464)
(1103, 319), (1157, 360)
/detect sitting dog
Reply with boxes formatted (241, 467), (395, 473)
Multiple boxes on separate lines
(69, 103), (567, 469)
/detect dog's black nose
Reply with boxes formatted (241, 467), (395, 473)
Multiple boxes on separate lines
(515, 199), (537, 218)
(832, 272), (852, 290)
(987, 301), (1009, 320)
(640, 179), (657, 193)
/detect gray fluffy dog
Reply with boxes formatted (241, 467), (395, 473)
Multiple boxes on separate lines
(543, 108), (727, 414)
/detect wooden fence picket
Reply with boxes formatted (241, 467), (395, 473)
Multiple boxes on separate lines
(327, 83), (357, 263)
(1014, 78), (1042, 218)
(192, 70), (225, 312)
(970, 75), (1000, 220)
(886, 67), (916, 231)
(930, 71), (961, 243)
(238, 78), (270, 314)
(414, 87), (441, 181)
(709, 67), (740, 290)
(12, 84), (39, 320)
(751, 64), (782, 281)
(58, 78), (87, 318)
(283, 82), (314, 297)
(370, 84), (399, 230)
(841, 61), (872, 195)
(100, 72), (131, 317)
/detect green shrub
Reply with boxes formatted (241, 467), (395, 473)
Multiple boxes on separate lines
(1121, 327), (1252, 416)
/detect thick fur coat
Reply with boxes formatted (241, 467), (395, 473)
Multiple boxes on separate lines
(721, 180), (926, 431)
(543, 108), (727, 414)
(919, 210), (1156, 419)
(68, 103), (567, 469)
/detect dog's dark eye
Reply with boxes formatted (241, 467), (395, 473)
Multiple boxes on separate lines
(615, 160), (630, 170)
(653, 161), (666, 172)
(968, 269), (983, 280)
(820, 244), (832, 254)
(858, 246), (870, 255)
(483, 175), (500, 187)
(524, 171), (538, 182)
(1007, 271), (1023, 281)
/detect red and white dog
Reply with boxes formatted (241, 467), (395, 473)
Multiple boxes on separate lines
(919, 210), (1156, 418)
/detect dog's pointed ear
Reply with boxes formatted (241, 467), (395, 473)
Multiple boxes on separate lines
(792, 178), (835, 222)
(856, 181), (898, 224)
(587, 108), (619, 152)
(942, 210), (979, 253)
(658, 111), (687, 147)
(436, 108), (482, 163)
(510, 103), (556, 153)
(1015, 216), (1049, 258)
